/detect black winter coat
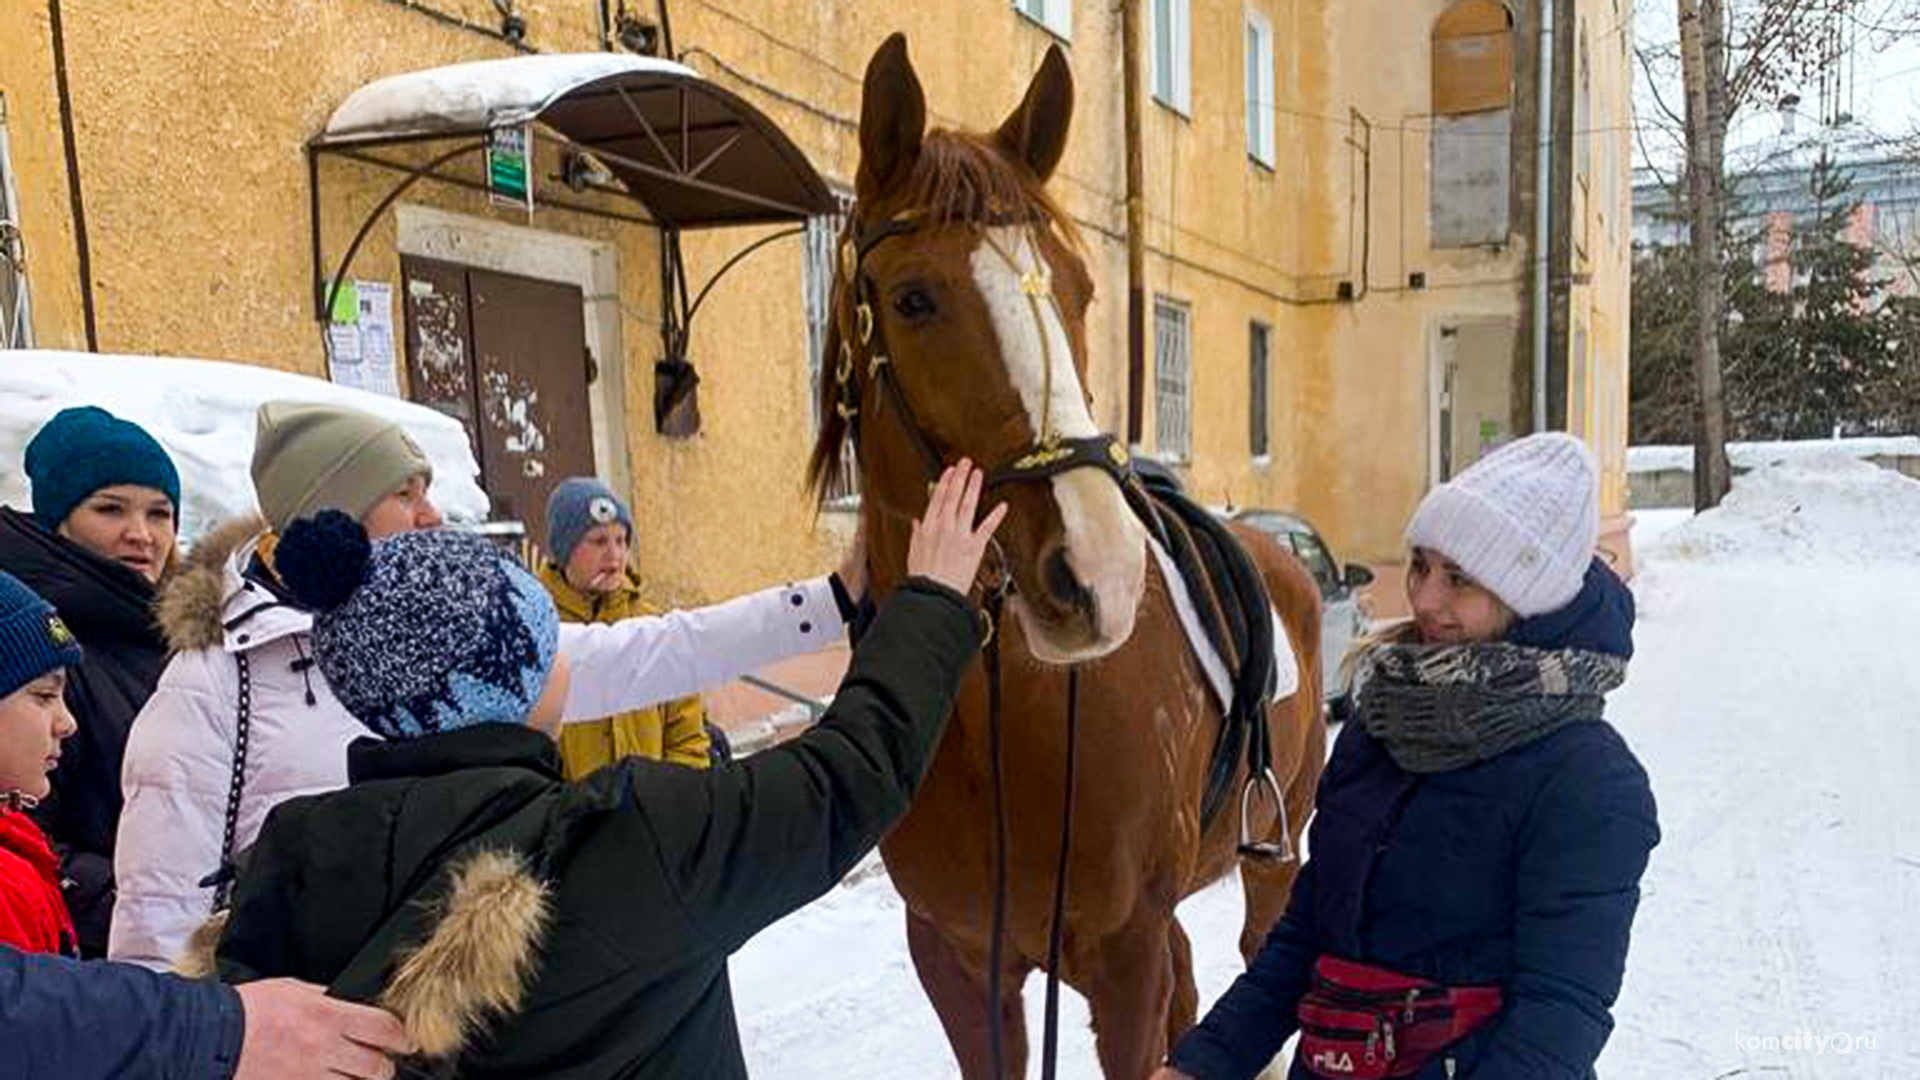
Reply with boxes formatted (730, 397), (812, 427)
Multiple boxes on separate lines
(211, 579), (979, 1079)
(1171, 566), (1660, 1080)
(0, 507), (170, 956)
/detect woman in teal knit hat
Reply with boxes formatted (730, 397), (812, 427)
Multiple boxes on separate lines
(0, 404), (182, 957)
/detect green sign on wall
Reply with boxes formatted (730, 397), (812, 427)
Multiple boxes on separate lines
(488, 124), (533, 211)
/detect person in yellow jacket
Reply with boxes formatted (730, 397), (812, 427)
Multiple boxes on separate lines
(541, 478), (711, 777)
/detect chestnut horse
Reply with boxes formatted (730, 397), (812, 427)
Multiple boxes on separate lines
(808, 35), (1325, 1079)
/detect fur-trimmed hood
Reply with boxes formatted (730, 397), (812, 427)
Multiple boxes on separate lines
(154, 516), (309, 654)
(181, 848), (551, 1063)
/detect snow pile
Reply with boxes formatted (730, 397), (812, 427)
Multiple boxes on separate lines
(0, 351), (488, 540)
(1627, 435), (1920, 474)
(1648, 451), (1920, 564)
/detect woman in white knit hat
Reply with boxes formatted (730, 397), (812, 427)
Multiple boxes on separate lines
(1159, 433), (1659, 1080)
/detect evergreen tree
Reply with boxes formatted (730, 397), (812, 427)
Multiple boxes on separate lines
(1729, 154), (1892, 439)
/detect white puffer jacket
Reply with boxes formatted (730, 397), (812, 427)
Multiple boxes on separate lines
(110, 518), (846, 969)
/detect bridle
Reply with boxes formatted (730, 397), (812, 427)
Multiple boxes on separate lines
(831, 208), (1136, 517)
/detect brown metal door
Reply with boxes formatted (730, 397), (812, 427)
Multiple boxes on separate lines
(400, 257), (483, 461)
(399, 258), (595, 528)
(464, 266), (594, 527)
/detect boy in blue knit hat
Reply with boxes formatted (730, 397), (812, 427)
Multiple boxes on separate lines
(204, 462), (1005, 1079)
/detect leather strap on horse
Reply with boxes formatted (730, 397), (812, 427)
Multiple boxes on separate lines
(1129, 476), (1293, 857)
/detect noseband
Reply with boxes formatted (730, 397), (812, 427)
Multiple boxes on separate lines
(831, 209), (1135, 509)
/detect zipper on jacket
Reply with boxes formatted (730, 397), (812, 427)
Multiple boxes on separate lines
(1356, 776), (1423, 951)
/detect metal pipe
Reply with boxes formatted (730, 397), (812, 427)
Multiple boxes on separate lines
(48, 0), (96, 351)
(738, 674), (827, 719)
(1122, 0), (1147, 446)
(1532, 0), (1555, 433)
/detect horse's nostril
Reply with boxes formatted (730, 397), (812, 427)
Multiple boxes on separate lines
(1043, 547), (1095, 616)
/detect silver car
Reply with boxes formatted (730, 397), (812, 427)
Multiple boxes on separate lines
(1231, 510), (1374, 723)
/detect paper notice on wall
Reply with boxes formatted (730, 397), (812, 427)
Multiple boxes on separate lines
(326, 279), (400, 398)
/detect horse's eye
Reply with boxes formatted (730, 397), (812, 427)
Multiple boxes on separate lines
(892, 287), (937, 322)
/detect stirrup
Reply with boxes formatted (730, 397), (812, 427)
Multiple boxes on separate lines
(1236, 768), (1296, 863)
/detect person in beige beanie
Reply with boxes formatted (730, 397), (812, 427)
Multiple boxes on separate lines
(111, 402), (866, 971)
(251, 402), (440, 539)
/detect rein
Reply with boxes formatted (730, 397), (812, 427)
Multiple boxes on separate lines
(837, 206), (1092, 1080)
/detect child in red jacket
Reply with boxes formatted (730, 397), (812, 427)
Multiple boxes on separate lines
(0, 568), (85, 955)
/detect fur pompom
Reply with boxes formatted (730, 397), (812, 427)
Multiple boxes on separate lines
(276, 510), (373, 612)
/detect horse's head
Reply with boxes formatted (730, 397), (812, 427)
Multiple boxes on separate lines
(810, 34), (1148, 663)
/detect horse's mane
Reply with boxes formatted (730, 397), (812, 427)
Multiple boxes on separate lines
(806, 129), (1080, 507)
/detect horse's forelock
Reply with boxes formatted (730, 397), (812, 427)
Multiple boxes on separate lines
(906, 130), (1079, 247)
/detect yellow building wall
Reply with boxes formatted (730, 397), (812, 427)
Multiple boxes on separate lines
(2, 0), (1635, 600)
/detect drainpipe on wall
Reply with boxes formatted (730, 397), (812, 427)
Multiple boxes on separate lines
(48, 0), (97, 352)
(1122, 0), (1147, 447)
(1531, 0), (1553, 433)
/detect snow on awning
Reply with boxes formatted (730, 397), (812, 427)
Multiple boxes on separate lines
(316, 54), (834, 227)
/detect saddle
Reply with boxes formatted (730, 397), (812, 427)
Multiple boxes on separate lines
(1122, 469), (1282, 836)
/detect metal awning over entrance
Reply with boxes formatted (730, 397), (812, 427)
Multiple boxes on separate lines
(307, 53), (836, 437)
(315, 54), (832, 228)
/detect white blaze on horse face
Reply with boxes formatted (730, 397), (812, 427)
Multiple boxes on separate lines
(970, 227), (1147, 658)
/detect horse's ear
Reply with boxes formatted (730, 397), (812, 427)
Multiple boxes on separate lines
(857, 33), (926, 202)
(995, 44), (1073, 184)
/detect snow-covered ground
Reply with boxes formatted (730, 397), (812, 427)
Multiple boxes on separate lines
(1627, 436), (1920, 474)
(732, 453), (1920, 1078)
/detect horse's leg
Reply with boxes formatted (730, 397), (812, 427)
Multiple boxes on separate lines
(1164, 915), (1199, 1050)
(1076, 912), (1178, 1080)
(905, 908), (1031, 1080)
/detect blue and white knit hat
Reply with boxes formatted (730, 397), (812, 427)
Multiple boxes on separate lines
(274, 512), (559, 740)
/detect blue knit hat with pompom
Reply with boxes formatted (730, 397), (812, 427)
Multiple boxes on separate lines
(275, 512), (559, 740)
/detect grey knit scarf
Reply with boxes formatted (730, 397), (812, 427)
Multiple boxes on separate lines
(1352, 641), (1628, 774)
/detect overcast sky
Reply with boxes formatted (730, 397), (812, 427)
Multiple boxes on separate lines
(1630, 0), (1920, 175)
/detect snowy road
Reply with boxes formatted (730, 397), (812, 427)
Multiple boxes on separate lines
(732, 457), (1919, 1078)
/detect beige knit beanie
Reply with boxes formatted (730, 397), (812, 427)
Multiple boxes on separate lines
(251, 401), (434, 532)
(1404, 432), (1599, 618)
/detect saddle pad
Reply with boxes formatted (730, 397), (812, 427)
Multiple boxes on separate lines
(1148, 537), (1300, 712)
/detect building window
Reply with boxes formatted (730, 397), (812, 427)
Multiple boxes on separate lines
(1249, 320), (1271, 459)
(1245, 10), (1277, 168)
(1430, 0), (1515, 248)
(1152, 0), (1192, 116)
(1013, 0), (1073, 41)
(1154, 297), (1191, 461)
(803, 191), (860, 503)
(0, 94), (30, 349)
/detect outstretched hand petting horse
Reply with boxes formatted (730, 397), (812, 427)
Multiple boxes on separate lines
(907, 461), (1009, 594)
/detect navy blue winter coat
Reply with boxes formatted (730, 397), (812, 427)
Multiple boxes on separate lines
(1170, 560), (1659, 1080)
(0, 945), (243, 1079)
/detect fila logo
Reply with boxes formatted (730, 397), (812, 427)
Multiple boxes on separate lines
(1311, 1049), (1356, 1074)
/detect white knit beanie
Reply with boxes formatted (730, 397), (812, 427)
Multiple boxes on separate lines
(1405, 432), (1599, 617)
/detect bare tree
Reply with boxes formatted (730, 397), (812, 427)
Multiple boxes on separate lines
(1642, 0), (1920, 507)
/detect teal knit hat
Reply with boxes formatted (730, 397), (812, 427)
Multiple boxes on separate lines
(23, 407), (181, 529)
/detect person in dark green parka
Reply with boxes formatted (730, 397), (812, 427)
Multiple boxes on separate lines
(201, 463), (1006, 1079)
